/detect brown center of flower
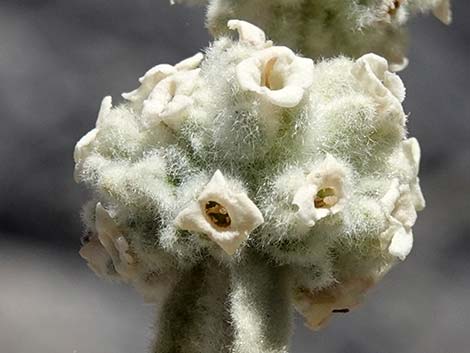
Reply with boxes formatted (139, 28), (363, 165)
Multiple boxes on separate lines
(205, 201), (231, 228)
(314, 187), (338, 209)
(388, 0), (404, 16)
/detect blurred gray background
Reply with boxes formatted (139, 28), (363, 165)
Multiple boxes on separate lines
(0, 1), (468, 352)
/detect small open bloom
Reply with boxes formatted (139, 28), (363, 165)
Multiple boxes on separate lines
(293, 155), (349, 227)
(378, 0), (409, 25)
(122, 53), (203, 130)
(141, 68), (201, 129)
(236, 46), (314, 108)
(122, 52), (203, 106)
(73, 96), (112, 182)
(174, 170), (264, 255)
(294, 278), (374, 331)
(79, 233), (116, 279)
(380, 138), (425, 260)
(351, 53), (406, 115)
(227, 19), (272, 47)
(94, 203), (136, 279)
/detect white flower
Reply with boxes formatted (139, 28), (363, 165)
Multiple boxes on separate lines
(386, 139), (423, 197)
(122, 52), (203, 105)
(227, 19), (272, 47)
(384, 216), (414, 260)
(174, 170), (264, 255)
(351, 53), (406, 116)
(401, 138), (426, 211)
(380, 181), (415, 260)
(94, 203), (136, 279)
(79, 234), (116, 279)
(236, 46), (314, 108)
(433, 0), (452, 25)
(379, 0), (409, 25)
(73, 96), (112, 182)
(122, 53), (203, 130)
(141, 68), (201, 130)
(292, 155), (349, 227)
(380, 139), (425, 260)
(294, 278), (374, 331)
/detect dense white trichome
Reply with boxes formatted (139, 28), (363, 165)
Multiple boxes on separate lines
(75, 20), (424, 335)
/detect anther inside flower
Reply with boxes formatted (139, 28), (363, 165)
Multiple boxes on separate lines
(205, 200), (232, 228)
(293, 155), (349, 227)
(314, 187), (338, 209)
(174, 170), (264, 255)
(388, 0), (404, 16)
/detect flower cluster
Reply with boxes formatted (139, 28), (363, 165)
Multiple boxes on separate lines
(200, 0), (451, 70)
(75, 20), (424, 338)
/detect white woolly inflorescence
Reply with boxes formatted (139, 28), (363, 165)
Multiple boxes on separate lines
(200, 0), (452, 70)
(75, 19), (425, 351)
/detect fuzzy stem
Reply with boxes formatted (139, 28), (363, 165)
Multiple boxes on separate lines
(152, 251), (293, 353)
(230, 250), (293, 353)
(152, 259), (233, 353)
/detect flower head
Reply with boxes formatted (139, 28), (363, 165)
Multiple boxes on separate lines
(175, 170), (264, 255)
(236, 46), (314, 108)
(293, 155), (349, 227)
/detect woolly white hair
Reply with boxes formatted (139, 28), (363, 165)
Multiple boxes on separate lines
(75, 20), (425, 353)
(204, 0), (451, 70)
